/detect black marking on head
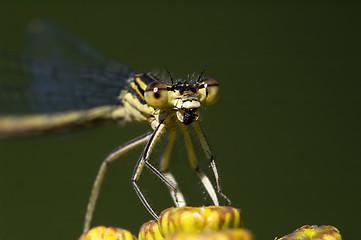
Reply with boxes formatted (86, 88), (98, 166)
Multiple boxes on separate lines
(168, 83), (198, 94)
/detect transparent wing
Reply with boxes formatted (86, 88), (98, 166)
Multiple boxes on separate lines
(0, 20), (134, 114)
(26, 19), (106, 64)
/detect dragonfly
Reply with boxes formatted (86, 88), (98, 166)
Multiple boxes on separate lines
(0, 20), (232, 232)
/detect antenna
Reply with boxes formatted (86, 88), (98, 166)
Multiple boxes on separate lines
(197, 65), (208, 82)
(163, 65), (174, 84)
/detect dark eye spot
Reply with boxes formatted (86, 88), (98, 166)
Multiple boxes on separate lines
(154, 92), (160, 99)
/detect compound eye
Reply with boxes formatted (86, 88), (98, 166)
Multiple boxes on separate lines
(144, 81), (168, 108)
(200, 78), (220, 105)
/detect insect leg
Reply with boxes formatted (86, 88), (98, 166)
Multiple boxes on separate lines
(178, 123), (219, 206)
(132, 120), (179, 219)
(83, 132), (152, 233)
(192, 122), (232, 205)
(159, 125), (186, 207)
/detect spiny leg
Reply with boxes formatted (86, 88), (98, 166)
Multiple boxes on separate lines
(132, 159), (158, 219)
(132, 120), (179, 219)
(178, 123), (219, 206)
(159, 126), (186, 207)
(192, 122), (232, 205)
(83, 132), (152, 233)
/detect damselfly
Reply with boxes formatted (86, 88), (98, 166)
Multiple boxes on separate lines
(0, 20), (231, 232)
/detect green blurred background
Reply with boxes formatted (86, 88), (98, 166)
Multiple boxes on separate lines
(0, 1), (360, 239)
